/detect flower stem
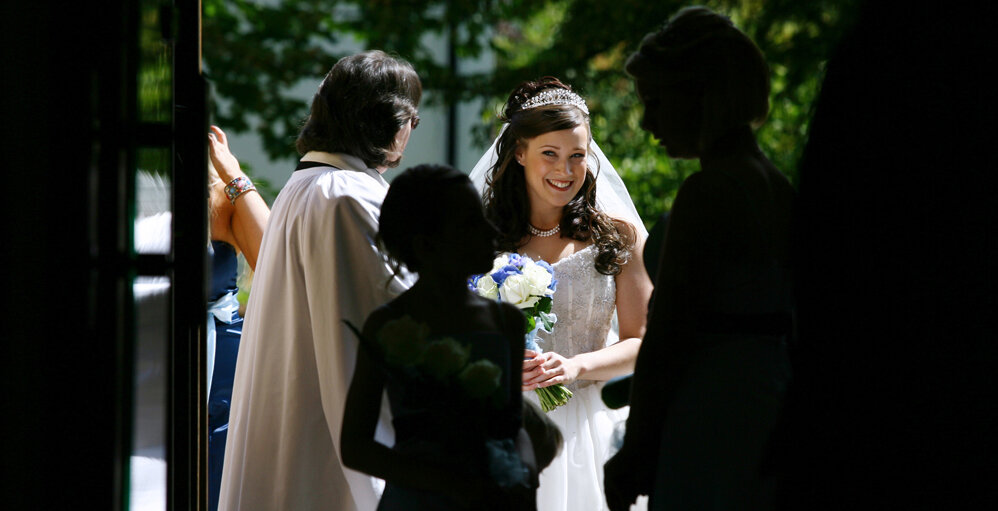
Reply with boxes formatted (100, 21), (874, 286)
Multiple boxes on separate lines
(534, 383), (573, 412)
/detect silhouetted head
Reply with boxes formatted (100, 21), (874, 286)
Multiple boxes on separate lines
(483, 77), (631, 275)
(296, 50), (422, 169)
(626, 7), (769, 158)
(379, 164), (498, 278)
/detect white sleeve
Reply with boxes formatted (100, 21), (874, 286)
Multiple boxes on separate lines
(301, 187), (412, 509)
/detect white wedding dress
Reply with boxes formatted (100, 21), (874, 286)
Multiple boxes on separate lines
(527, 244), (647, 511)
(469, 121), (648, 511)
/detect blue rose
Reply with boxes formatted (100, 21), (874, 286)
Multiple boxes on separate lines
(490, 264), (521, 287)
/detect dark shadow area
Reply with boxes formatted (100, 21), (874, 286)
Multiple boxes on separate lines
(1, 1), (128, 508)
(776, 1), (998, 508)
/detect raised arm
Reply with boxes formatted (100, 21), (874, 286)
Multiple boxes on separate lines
(208, 125), (270, 270)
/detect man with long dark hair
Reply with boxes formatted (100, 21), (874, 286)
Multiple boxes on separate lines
(218, 50), (422, 511)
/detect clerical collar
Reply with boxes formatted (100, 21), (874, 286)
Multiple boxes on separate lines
(298, 151), (388, 188)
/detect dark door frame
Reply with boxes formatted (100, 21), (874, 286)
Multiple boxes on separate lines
(0, 1), (208, 509)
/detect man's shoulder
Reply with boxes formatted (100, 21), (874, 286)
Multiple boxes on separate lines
(282, 168), (386, 211)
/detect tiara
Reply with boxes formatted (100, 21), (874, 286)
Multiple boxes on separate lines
(520, 88), (589, 115)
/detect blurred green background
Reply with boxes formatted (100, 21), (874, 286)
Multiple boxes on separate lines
(201, 0), (859, 229)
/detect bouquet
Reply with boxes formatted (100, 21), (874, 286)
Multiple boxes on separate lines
(344, 317), (505, 403)
(343, 318), (531, 491)
(469, 252), (573, 412)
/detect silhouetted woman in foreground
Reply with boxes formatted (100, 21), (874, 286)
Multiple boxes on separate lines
(341, 164), (539, 510)
(605, 7), (794, 510)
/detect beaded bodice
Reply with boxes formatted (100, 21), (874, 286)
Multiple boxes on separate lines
(534, 245), (616, 390)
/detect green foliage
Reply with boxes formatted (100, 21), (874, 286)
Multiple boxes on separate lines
(203, 0), (859, 226)
(203, 0), (336, 159)
(138, 2), (171, 124)
(479, 0), (859, 227)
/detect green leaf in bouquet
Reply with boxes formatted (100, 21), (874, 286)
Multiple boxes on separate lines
(525, 315), (536, 334)
(537, 296), (553, 314)
(538, 311), (556, 333)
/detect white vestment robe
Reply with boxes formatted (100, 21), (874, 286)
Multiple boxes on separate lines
(218, 152), (413, 511)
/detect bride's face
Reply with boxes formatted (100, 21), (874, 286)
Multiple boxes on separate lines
(515, 125), (589, 213)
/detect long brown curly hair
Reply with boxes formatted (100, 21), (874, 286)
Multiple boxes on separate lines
(482, 77), (633, 275)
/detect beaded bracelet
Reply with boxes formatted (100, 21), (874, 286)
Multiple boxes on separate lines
(224, 176), (256, 205)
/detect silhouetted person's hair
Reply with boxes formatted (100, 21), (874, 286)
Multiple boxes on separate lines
(378, 164), (472, 274)
(483, 77), (632, 275)
(296, 50), (421, 169)
(626, 7), (770, 152)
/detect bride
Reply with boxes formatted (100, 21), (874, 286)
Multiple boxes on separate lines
(470, 77), (653, 511)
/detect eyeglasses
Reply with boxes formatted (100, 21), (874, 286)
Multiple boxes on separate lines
(410, 115), (420, 130)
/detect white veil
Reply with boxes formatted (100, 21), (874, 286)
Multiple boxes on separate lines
(468, 124), (648, 240)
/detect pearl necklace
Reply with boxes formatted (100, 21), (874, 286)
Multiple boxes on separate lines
(528, 223), (560, 237)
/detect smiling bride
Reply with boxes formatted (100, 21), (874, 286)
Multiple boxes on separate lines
(470, 77), (653, 511)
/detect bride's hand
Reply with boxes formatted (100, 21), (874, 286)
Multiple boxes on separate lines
(522, 349), (580, 390)
(522, 350), (545, 389)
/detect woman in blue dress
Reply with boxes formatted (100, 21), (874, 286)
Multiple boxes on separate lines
(206, 126), (270, 511)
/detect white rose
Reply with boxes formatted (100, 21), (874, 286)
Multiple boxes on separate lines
(458, 359), (502, 399)
(491, 254), (511, 273)
(475, 275), (499, 300)
(500, 274), (541, 309)
(521, 262), (553, 296)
